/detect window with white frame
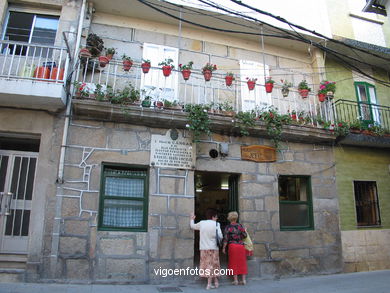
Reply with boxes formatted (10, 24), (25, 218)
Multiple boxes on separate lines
(240, 60), (270, 112)
(2, 11), (59, 55)
(98, 164), (148, 231)
(141, 43), (178, 103)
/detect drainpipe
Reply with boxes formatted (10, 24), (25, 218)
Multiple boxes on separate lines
(57, 0), (87, 183)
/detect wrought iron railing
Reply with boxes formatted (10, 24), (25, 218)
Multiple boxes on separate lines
(333, 99), (390, 131)
(74, 56), (332, 125)
(0, 40), (69, 83)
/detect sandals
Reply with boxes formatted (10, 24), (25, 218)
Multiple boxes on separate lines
(206, 284), (215, 290)
(240, 280), (246, 285)
(232, 280), (239, 286)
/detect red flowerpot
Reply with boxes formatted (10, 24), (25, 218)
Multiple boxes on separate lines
(123, 60), (133, 71)
(299, 89), (309, 98)
(162, 66), (172, 77)
(203, 69), (212, 81)
(265, 82), (273, 93)
(291, 114), (297, 120)
(155, 101), (164, 109)
(50, 67), (65, 82)
(181, 69), (191, 80)
(33, 66), (50, 80)
(225, 75), (234, 86)
(247, 80), (256, 91)
(318, 93), (326, 102)
(99, 56), (110, 67)
(79, 48), (91, 58)
(141, 62), (151, 74)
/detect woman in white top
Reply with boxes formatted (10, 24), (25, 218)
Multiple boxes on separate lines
(190, 208), (223, 290)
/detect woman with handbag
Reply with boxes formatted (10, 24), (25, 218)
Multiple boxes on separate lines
(222, 211), (247, 285)
(190, 208), (223, 290)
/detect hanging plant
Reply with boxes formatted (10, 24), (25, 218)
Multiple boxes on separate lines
(297, 80), (311, 98)
(159, 58), (175, 77)
(265, 77), (274, 93)
(184, 104), (211, 142)
(202, 63), (217, 81)
(141, 59), (151, 74)
(225, 72), (235, 86)
(246, 77), (257, 91)
(258, 107), (291, 149)
(280, 79), (293, 97)
(105, 47), (116, 60)
(122, 54), (133, 71)
(179, 61), (194, 81)
(234, 110), (257, 136)
(98, 56), (110, 67)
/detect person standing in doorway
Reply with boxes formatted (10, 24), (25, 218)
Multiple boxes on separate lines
(222, 211), (247, 285)
(190, 208), (223, 290)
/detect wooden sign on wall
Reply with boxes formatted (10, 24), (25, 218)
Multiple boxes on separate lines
(241, 145), (276, 162)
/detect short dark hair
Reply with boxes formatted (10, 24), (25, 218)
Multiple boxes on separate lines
(205, 208), (218, 220)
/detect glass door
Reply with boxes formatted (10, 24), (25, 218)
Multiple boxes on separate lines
(355, 82), (380, 126)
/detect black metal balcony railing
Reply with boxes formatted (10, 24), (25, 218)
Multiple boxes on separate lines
(333, 99), (390, 132)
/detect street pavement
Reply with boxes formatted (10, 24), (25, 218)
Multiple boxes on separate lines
(0, 270), (389, 293)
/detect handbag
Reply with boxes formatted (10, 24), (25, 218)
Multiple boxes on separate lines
(242, 231), (253, 256)
(216, 222), (223, 248)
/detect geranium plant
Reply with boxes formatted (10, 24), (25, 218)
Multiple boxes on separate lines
(159, 58), (175, 69)
(319, 80), (336, 94)
(202, 63), (217, 72)
(178, 61), (194, 71)
(265, 77), (275, 84)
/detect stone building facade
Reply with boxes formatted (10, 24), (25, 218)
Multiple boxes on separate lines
(0, 0), (346, 283)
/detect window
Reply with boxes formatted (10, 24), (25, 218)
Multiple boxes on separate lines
(354, 181), (381, 227)
(98, 164), (148, 231)
(2, 11), (59, 55)
(278, 175), (313, 230)
(141, 43), (178, 103)
(354, 82), (380, 125)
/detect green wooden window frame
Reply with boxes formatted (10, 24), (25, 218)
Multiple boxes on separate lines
(98, 163), (149, 232)
(354, 81), (378, 124)
(278, 175), (314, 231)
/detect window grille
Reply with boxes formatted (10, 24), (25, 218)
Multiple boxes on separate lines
(354, 181), (381, 227)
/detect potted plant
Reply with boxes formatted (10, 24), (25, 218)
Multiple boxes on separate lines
(163, 99), (182, 110)
(265, 77), (274, 93)
(86, 33), (104, 57)
(225, 72), (235, 86)
(98, 55), (110, 67)
(184, 104), (211, 141)
(141, 59), (151, 74)
(280, 79), (293, 97)
(105, 47), (116, 60)
(298, 80), (311, 98)
(217, 101), (235, 116)
(79, 47), (92, 58)
(202, 63), (217, 81)
(159, 58), (175, 77)
(109, 83), (140, 105)
(122, 54), (133, 71)
(178, 61), (194, 81)
(141, 96), (152, 107)
(246, 77), (257, 91)
(319, 80), (336, 100)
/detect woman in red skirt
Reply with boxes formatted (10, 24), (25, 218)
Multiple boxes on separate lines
(222, 211), (247, 285)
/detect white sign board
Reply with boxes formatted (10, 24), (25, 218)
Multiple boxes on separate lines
(150, 130), (196, 169)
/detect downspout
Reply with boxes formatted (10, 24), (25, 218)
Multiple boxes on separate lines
(57, 0), (87, 183)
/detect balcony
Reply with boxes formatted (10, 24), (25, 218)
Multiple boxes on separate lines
(0, 41), (69, 112)
(334, 99), (390, 148)
(71, 56), (338, 144)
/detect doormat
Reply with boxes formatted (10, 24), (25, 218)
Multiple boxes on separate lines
(157, 287), (183, 292)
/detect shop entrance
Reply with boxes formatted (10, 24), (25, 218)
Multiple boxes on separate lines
(193, 171), (239, 266)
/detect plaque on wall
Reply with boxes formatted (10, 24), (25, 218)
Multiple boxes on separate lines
(150, 129), (196, 169)
(241, 145), (276, 162)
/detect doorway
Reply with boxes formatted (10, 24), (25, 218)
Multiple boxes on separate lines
(193, 171), (239, 266)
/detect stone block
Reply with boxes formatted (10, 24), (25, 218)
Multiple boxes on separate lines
(62, 197), (81, 217)
(100, 238), (135, 255)
(89, 150), (150, 166)
(81, 192), (98, 212)
(178, 216), (194, 238)
(108, 130), (140, 150)
(197, 158), (257, 173)
(64, 166), (84, 181)
(160, 177), (185, 195)
(197, 142), (218, 156)
(174, 239), (194, 259)
(65, 148), (83, 164)
(255, 199), (264, 210)
(253, 243), (267, 258)
(149, 196), (168, 214)
(305, 150), (333, 164)
(169, 197), (194, 215)
(66, 259), (90, 280)
(240, 182), (274, 197)
(205, 42), (228, 57)
(162, 215), (177, 228)
(211, 133), (230, 143)
(64, 220), (89, 235)
(159, 236), (175, 259)
(59, 237), (87, 255)
(106, 258), (146, 281)
(68, 125), (106, 147)
(272, 248), (310, 259)
(264, 195), (278, 211)
(240, 173), (257, 182)
(253, 230), (274, 243)
(229, 144), (242, 158)
(241, 199), (255, 211)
